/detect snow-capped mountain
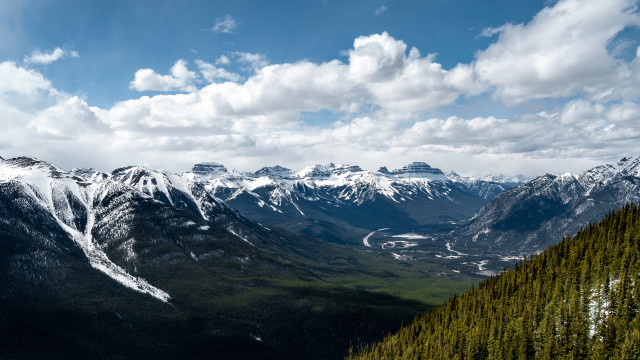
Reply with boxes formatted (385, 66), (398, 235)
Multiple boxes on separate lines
(1, 155), (463, 360)
(453, 156), (640, 254)
(96, 164), (289, 247)
(183, 161), (518, 236)
(446, 171), (528, 200)
(0, 157), (295, 304)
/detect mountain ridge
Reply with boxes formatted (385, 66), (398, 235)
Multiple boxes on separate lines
(452, 156), (640, 255)
(181, 160), (520, 238)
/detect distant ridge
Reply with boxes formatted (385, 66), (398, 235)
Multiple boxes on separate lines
(453, 156), (640, 254)
(183, 160), (518, 237)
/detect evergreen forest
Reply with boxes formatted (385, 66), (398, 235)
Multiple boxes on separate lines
(349, 203), (640, 359)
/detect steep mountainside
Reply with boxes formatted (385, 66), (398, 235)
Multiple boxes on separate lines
(453, 156), (640, 254)
(183, 161), (516, 241)
(0, 156), (475, 359)
(350, 203), (640, 359)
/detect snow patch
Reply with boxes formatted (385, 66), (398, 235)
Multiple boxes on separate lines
(363, 231), (376, 247)
(472, 228), (491, 242)
(228, 229), (254, 246)
(500, 256), (524, 261)
(381, 241), (418, 249)
(446, 242), (468, 256)
(391, 252), (412, 261)
(119, 238), (137, 262)
(392, 233), (428, 240)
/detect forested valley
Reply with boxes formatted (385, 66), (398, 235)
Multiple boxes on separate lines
(349, 203), (640, 359)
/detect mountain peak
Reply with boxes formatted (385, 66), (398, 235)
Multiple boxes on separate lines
(332, 164), (363, 175)
(299, 163), (365, 178)
(192, 162), (227, 173)
(186, 162), (228, 182)
(388, 162), (445, 177)
(617, 156), (640, 176)
(0, 156), (69, 180)
(298, 163), (336, 178)
(618, 156), (630, 166)
(69, 167), (106, 182)
(254, 165), (295, 178)
(9, 156), (44, 168)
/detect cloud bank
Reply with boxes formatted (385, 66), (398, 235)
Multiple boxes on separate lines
(2, 0), (640, 177)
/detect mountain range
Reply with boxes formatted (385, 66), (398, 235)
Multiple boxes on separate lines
(0, 156), (475, 359)
(452, 156), (640, 255)
(182, 161), (520, 244)
(3, 153), (640, 358)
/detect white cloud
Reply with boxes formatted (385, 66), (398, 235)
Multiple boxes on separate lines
(347, 32), (407, 81)
(3, 0), (640, 176)
(24, 47), (79, 65)
(212, 14), (237, 34)
(195, 60), (241, 83)
(130, 59), (197, 92)
(216, 55), (231, 65)
(29, 96), (106, 139)
(1, 57), (638, 176)
(375, 5), (388, 15)
(477, 25), (510, 38)
(606, 101), (640, 125)
(232, 51), (269, 72)
(559, 100), (605, 125)
(0, 61), (52, 96)
(474, 0), (640, 104)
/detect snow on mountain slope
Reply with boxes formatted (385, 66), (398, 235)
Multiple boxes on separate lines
(181, 161), (518, 232)
(453, 156), (640, 254)
(0, 157), (170, 302)
(81, 164), (290, 251)
(178, 161), (522, 236)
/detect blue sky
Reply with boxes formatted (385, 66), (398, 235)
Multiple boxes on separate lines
(4, 0), (547, 106)
(1, 0), (639, 176)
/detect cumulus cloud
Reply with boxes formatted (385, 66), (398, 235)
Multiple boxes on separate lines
(348, 32), (407, 81)
(232, 51), (269, 72)
(216, 55), (231, 65)
(195, 60), (241, 83)
(28, 96), (106, 139)
(0, 61), (52, 96)
(0, 61), (114, 168)
(606, 101), (640, 125)
(474, 0), (640, 104)
(211, 15), (237, 33)
(2, 55), (640, 176)
(126, 32), (480, 117)
(3, 0), (640, 176)
(24, 47), (79, 65)
(130, 59), (197, 92)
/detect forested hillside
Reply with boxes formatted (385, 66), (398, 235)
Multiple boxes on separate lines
(349, 203), (640, 359)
